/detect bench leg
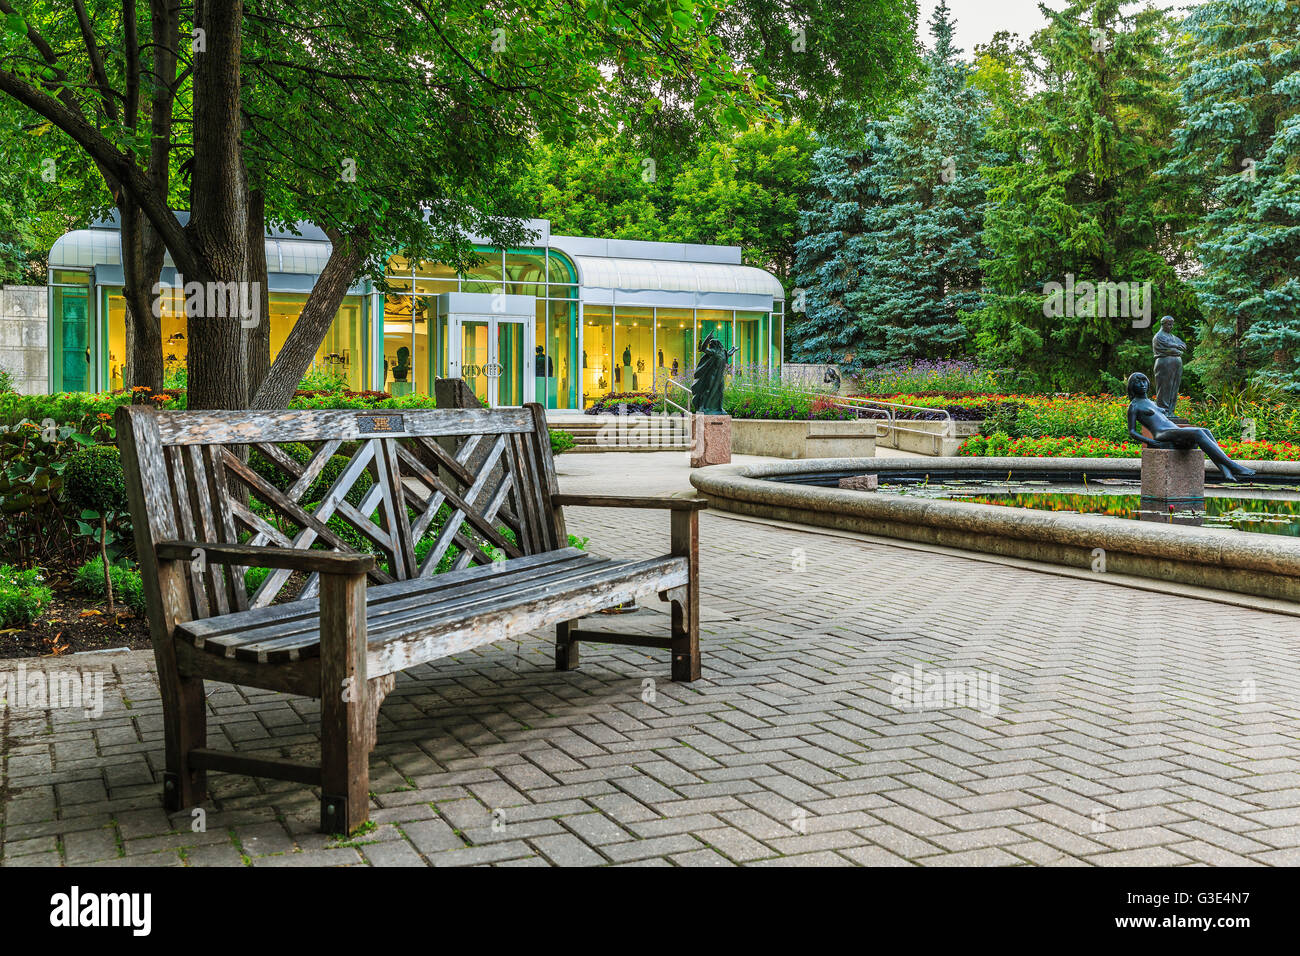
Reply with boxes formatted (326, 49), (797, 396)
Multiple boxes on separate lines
(160, 673), (208, 812)
(319, 573), (371, 834)
(555, 620), (580, 671)
(670, 509), (701, 682)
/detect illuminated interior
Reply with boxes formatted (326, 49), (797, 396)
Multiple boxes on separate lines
(48, 219), (785, 409)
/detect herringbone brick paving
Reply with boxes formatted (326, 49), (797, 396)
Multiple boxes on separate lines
(3, 454), (1300, 866)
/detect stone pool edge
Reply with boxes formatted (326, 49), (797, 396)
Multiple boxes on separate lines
(690, 456), (1300, 603)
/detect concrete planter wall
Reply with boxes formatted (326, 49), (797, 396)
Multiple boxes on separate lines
(876, 419), (983, 456)
(729, 418), (877, 459)
(691, 456), (1300, 603)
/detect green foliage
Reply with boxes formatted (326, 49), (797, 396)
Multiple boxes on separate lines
(63, 444), (127, 516)
(794, 4), (999, 368)
(723, 383), (854, 420)
(549, 429), (576, 455)
(244, 565), (270, 598)
(663, 123), (816, 289)
(74, 556), (147, 616)
(1163, 0), (1300, 395)
(0, 564), (52, 626)
(0, 419), (99, 567)
(969, 0), (1202, 391)
(0, 367), (14, 394)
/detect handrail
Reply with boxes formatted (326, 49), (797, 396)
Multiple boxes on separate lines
(655, 366), (693, 416)
(726, 381), (958, 455)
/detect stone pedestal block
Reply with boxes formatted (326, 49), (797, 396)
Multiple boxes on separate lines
(838, 474), (879, 491)
(690, 414), (732, 468)
(1141, 446), (1205, 501)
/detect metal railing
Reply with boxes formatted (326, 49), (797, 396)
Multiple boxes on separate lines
(724, 380), (959, 456)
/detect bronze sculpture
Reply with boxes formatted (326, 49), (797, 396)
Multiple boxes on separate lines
(1127, 372), (1255, 482)
(1152, 315), (1186, 415)
(691, 332), (737, 415)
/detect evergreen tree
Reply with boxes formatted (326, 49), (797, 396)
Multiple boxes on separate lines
(792, 2), (998, 369)
(789, 128), (892, 368)
(971, 0), (1200, 391)
(1165, 0), (1300, 395)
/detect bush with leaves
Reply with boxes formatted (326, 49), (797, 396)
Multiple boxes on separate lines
(64, 444), (129, 614)
(0, 564), (52, 626)
(73, 557), (147, 616)
(550, 429), (576, 455)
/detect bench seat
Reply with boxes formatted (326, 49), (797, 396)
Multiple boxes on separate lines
(176, 547), (689, 673)
(116, 401), (704, 833)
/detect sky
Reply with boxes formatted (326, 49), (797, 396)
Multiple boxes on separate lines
(916, 0), (1196, 56)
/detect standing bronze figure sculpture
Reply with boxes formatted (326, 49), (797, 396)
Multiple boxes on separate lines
(1127, 373), (1255, 482)
(691, 332), (737, 415)
(1152, 315), (1186, 415)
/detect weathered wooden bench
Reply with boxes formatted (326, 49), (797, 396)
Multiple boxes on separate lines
(115, 403), (704, 833)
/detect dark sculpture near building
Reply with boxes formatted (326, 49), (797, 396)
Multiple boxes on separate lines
(1152, 315), (1186, 415)
(691, 332), (737, 415)
(1127, 373), (1255, 482)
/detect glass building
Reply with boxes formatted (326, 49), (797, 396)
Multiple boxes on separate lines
(47, 215), (785, 410)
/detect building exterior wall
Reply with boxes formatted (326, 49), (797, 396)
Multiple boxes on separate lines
(45, 224), (785, 408)
(0, 285), (49, 394)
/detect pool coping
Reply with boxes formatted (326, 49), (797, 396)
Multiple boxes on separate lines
(689, 456), (1300, 602)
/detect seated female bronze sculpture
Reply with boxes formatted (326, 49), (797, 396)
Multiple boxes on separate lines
(1126, 372), (1255, 482)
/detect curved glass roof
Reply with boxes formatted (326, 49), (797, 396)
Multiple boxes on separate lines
(49, 228), (336, 276)
(569, 255), (784, 300)
(48, 220), (785, 306)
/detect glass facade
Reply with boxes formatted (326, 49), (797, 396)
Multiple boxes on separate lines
(48, 228), (784, 408)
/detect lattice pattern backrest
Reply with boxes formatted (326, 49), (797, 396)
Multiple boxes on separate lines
(116, 405), (563, 621)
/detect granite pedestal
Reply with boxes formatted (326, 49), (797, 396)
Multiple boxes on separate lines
(690, 414), (732, 468)
(1141, 446), (1205, 502)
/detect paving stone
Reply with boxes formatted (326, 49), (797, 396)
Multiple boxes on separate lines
(8, 464), (1300, 869)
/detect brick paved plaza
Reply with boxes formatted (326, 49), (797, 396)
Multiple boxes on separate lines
(3, 452), (1300, 867)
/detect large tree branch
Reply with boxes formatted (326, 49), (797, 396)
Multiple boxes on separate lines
(252, 225), (368, 410)
(0, 65), (197, 275)
(71, 0), (118, 120)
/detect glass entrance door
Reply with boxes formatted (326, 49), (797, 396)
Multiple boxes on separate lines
(448, 314), (533, 407)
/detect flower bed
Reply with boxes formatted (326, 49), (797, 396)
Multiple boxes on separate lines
(852, 359), (1000, 395)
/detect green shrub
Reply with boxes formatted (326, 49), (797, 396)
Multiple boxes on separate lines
(550, 429), (576, 455)
(0, 368), (14, 394)
(73, 557), (148, 616)
(0, 564), (53, 626)
(244, 565), (271, 598)
(64, 444), (128, 515)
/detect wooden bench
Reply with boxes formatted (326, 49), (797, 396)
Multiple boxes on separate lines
(115, 402), (704, 833)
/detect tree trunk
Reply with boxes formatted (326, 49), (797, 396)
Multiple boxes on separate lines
(184, 0), (249, 410)
(252, 226), (368, 410)
(246, 186), (271, 397)
(119, 201), (166, 395)
(100, 516), (116, 615)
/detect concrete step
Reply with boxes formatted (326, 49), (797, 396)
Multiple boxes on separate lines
(550, 416), (692, 452)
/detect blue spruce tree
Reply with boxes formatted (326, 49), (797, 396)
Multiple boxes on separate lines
(1165, 0), (1300, 394)
(792, 1), (999, 371)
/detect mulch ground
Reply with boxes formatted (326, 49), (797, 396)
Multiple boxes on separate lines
(0, 584), (151, 659)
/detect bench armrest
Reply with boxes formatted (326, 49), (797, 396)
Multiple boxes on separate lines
(550, 494), (707, 512)
(155, 540), (376, 575)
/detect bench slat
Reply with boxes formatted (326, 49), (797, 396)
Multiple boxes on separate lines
(175, 551), (683, 667)
(178, 548), (596, 642)
(368, 555), (690, 676)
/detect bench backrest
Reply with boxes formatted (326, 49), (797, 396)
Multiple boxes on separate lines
(115, 403), (564, 625)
